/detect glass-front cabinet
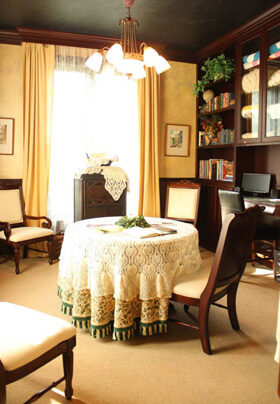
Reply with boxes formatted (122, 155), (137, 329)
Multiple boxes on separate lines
(264, 25), (280, 141)
(239, 36), (260, 143)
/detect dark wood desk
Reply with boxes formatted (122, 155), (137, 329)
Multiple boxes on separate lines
(244, 197), (280, 268)
(244, 197), (280, 217)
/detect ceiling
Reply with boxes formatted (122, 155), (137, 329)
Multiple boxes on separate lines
(0, 0), (279, 52)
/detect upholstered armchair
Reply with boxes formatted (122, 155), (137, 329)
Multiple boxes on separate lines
(0, 185), (54, 274)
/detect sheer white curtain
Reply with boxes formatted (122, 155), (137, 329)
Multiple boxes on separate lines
(48, 46), (139, 231)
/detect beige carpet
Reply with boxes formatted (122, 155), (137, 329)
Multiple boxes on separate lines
(0, 250), (279, 404)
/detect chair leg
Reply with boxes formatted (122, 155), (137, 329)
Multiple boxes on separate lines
(13, 246), (20, 275)
(251, 241), (256, 267)
(199, 302), (212, 355)
(23, 246), (28, 258)
(47, 239), (54, 265)
(0, 385), (6, 404)
(227, 284), (240, 330)
(63, 348), (74, 400)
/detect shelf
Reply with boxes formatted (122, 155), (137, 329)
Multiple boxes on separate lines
(204, 75), (235, 89)
(267, 59), (280, 67)
(197, 144), (234, 149)
(197, 178), (233, 185)
(198, 105), (235, 117)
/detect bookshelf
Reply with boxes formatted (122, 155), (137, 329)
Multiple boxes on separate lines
(193, 14), (280, 251)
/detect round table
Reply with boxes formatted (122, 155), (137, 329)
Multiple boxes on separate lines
(58, 217), (202, 340)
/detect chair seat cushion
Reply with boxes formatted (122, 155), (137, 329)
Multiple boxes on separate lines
(172, 258), (227, 299)
(0, 302), (76, 371)
(0, 226), (54, 242)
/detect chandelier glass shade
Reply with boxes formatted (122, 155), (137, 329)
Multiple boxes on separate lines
(85, 3), (171, 79)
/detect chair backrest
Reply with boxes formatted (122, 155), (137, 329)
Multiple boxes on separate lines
(204, 205), (263, 296)
(0, 186), (25, 225)
(218, 189), (245, 223)
(165, 181), (201, 226)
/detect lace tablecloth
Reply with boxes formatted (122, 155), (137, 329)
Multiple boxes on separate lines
(58, 217), (202, 340)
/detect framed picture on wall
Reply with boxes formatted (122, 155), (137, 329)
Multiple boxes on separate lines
(165, 124), (190, 157)
(0, 118), (14, 155)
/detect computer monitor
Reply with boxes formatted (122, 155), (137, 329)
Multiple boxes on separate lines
(241, 173), (271, 196)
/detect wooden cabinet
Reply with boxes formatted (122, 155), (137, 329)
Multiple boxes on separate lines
(74, 174), (126, 222)
(194, 9), (280, 250)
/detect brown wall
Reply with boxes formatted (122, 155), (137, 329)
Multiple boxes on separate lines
(159, 61), (197, 178)
(0, 44), (23, 179)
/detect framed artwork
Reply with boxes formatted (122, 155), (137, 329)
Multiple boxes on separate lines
(165, 124), (190, 157)
(0, 118), (14, 155)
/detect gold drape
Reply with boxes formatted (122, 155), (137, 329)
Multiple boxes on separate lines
(23, 42), (55, 222)
(22, 43), (55, 253)
(137, 67), (161, 217)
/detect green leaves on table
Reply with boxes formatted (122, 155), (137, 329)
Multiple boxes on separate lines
(115, 215), (151, 229)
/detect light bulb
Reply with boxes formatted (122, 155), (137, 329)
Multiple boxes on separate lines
(85, 52), (103, 72)
(115, 58), (144, 75)
(132, 66), (146, 80)
(155, 56), (171, 74)
(106, 44), (123, 65)
(143, 46), (159, 67)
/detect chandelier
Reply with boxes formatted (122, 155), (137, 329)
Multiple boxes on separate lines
(85, 0), (171, 79)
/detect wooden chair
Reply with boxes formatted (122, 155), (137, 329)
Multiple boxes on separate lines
(218, 189), (277, 268)
(0, 184), (54, 274)
(276, 292), (280, 397)
(0, 302), (76, 403)
(165, 181), (201, 227)
(170, 205), (262, 354)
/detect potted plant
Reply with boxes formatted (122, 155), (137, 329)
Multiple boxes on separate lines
(193, 54), (235, 97)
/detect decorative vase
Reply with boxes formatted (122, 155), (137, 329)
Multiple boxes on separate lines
(203, 89), (214, 103)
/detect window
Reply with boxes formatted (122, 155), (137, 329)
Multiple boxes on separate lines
(48, 47), (139, 230)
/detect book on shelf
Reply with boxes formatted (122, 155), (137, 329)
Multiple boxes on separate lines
(199, 159), (233, 181)
(206, 92), (235, 112)
(122, 225), (177, 239)
(198, 129), (234, 146)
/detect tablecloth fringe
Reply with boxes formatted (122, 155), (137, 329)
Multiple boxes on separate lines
(61, 302), (73, 316)
(140, 321), (167, 336)
(90, 321), (114, 338)
(73, 317), (91, 329)
(57, 285), (62, 298)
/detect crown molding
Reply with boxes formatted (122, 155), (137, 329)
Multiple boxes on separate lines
(17, 27), (119, 49)
(0, 30), (21, 45)
(0, 27), (194, 63)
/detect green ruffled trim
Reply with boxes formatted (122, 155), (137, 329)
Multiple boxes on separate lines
(140, 320), (167, 336)
(57, 285), (62, 298)
(61, 301), (73, 316)
(72, 316), (91, 329)
(90, 321), (114, 338)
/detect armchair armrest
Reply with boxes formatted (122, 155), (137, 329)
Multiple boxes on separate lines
(0, 221), (11, 240)
(24, 215), (52, 229)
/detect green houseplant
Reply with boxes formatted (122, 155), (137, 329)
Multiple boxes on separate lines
(193, 54), (235, 96)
